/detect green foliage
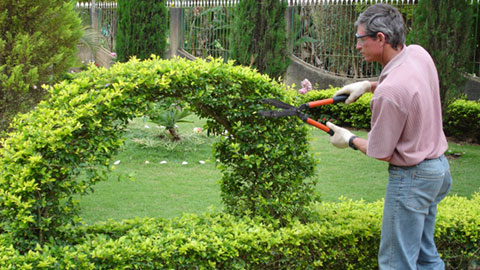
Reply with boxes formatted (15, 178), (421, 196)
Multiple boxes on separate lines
(299, 87), (373, 129)
(1, 193), (479, 269)
(229, 0), (290, 79)
(115, 0), (168, 62)
(407, 0), (474, 108)
(443, 99), (480, 143)
(299, 87), (480, 143)
(0, 56), (316, 251)
(0, 0), (83, 133)
(147, 103), (193, 141)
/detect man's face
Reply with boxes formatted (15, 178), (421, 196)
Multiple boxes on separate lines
(355, 24), (380, 63)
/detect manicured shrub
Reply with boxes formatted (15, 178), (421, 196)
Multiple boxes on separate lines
(1, 193), (478, 269)
(229, 0), (290, 79)
(0, 0), (83, 133)
(443, 99), (480, 143)
(0, 57), (316, 251)
(115, 0), (168, 62)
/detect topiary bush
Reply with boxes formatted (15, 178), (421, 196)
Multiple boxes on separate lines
(0, 57), (317, 251)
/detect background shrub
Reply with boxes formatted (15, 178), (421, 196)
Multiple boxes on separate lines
(0, 0), (83, 134)
(115, 0), (168, 62)
(407, 0), (474, 109)
(443, 99), (480, 143)
(229, 0), (290, 79)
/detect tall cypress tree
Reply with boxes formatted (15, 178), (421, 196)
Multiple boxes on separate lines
(229, 0), (290, 79)
(116, 0), (168, 62)
(0, 0), (83, 133)
(407, 0), (474, 108)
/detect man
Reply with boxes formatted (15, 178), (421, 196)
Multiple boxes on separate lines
(326, 4), (452, 270)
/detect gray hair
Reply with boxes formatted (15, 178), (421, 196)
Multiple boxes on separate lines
(355, 4), (405, 50)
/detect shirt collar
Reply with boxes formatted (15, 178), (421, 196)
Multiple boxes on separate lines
(378, 45), (407, 84)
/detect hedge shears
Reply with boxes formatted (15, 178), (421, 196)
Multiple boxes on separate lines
(259, 95), (348, 135)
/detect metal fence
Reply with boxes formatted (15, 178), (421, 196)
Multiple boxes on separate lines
(76, 2), (118, 52)
(180, 6), (232, 60)
(76, 1), (480, 78)
(289, 2), (417, 78)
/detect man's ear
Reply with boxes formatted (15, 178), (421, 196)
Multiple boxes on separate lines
(377, 32), (387, 45)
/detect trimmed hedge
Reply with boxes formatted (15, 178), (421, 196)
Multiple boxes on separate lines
(443, 99), (480, 143)
(299, 87), (480, 143)
(0, 56), (317, 251)
(0, 193), (478, 269)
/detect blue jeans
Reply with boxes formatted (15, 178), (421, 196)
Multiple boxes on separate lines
(378, 155), (452, 270)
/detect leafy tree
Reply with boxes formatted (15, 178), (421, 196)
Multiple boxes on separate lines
(407, 0), (474, 109)
(0, 0), (83, 134)
(229, 0), (290, 79)
(115, 0), (168, 62)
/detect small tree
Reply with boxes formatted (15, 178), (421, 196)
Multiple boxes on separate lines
(0, 0), (83, 134)
(115, 0), (168, 62)
(407, 0), (474, 109)
(229, 0), (290, 79)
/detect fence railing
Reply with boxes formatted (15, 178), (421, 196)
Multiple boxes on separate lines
(76, 1), (480, 78)
(76, 2), (118, 51)
(164, 0), (418, 7)
(290, 2), (417, 78)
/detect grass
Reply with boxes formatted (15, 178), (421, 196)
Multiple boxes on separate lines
(78, 115), (480, 224)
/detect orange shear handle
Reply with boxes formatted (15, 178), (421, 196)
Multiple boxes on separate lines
(305, 94), (348, 109)
(306, 118), (334, 135)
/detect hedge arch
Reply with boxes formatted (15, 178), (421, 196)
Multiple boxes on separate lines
(0, 56), (317, 250)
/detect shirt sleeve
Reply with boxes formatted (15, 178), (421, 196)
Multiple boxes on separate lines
(367, 94), (408, 160)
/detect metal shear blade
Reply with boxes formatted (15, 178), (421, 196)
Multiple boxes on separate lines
(258, 109), (299, 118)
(259, 99), (300, 118)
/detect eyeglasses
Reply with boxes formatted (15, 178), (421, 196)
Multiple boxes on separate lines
(355, 33), (377, 39)
(355, 32), (377, 45)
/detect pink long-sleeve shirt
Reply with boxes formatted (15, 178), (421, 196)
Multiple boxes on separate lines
(367, 45), (448, 166)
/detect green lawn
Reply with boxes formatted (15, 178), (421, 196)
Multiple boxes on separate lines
(78, 115), (480, 224)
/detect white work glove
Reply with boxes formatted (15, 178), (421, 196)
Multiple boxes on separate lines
(334, 81), (371, 105)
(326, 122), (355, 149)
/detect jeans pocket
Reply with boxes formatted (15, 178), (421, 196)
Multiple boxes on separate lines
(407, 170), (445, 212)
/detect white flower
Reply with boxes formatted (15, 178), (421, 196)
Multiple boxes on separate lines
(199, 160), (205, 164)
(114, 160), (121, 165)
(145, 160), (150, 164)
(144, 125), (150, 129)
(182, 161), (188, 165)
(160, 160), (167, 164)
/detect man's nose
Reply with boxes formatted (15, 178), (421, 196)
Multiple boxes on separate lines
(355, 42), (362, 50)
